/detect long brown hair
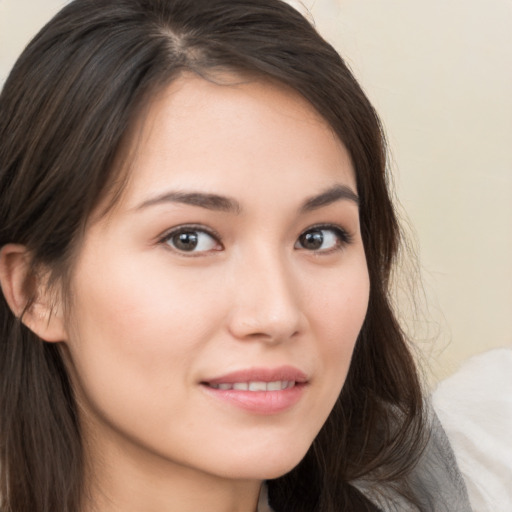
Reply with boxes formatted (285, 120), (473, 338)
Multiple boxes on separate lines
(0, 1), (425, 510)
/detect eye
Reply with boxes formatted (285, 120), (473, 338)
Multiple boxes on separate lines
(161, 227), (221, 254)
(295, 225), (351, 252)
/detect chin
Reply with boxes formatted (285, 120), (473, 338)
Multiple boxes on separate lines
(212, 441), (312, 481)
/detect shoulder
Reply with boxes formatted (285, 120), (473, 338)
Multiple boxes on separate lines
(353, 408), (473, 511)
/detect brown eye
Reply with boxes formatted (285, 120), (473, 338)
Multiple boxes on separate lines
(298, 230), (325, 250)
(164, 228), (219, 253)
(295, 226), (349, 252)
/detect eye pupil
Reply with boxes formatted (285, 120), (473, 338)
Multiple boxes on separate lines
(173, 232), (198, 251)
(300, 230), (324, 250)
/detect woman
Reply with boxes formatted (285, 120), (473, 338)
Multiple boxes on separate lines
(0, 0), (472, 510)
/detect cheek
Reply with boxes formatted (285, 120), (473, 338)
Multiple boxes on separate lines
(69, 249), (224, 349)
(310, 258), (369, 345)
(307, 261), (370, 399)
(63, 252), (227, 417)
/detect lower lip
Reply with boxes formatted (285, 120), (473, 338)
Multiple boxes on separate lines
(201, 383), (306, 415)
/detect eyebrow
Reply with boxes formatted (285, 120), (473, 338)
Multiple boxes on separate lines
(135, 184), (359, 214)
(300, 184), (359, 212)
(136, 191), (242, 214)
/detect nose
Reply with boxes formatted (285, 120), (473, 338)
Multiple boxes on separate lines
(226, 250), (304, 344)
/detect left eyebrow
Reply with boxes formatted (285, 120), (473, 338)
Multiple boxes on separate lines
(300, 184), (359, 212)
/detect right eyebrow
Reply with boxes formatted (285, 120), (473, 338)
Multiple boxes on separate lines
(134, 190), (242, 214)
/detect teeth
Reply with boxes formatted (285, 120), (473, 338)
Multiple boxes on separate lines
(248, 381), (267, 391)
(208, 381), (295, 391)
(267, 381), (282, 391)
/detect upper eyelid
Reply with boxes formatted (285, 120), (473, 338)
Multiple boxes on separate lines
(157, 224), (221, 243)
(300, 223), (352, 238)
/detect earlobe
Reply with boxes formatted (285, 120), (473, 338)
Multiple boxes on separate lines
(0, 244), (68, 343)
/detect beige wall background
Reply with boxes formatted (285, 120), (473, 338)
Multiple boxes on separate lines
(1, 0), (511, 385)
(310, 0), (512, 384)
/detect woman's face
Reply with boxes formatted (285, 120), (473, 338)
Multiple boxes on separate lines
(63, 74), (369, 483)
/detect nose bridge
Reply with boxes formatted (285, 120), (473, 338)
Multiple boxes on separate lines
(227, 245), (303, 342)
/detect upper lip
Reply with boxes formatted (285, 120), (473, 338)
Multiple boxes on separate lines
(203, 365), (308, 385)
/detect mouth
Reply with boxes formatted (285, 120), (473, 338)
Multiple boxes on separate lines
(201, 365), (308, 389)
(204, 380), (298, 391)
(200, 366), (308, 414)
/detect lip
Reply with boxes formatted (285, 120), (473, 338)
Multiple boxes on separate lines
(201, 365), (308, 415)
(204, 365), (308, 385)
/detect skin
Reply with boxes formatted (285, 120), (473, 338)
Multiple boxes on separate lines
(3, 74), (370, 511)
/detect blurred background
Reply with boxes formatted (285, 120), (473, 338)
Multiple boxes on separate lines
(1, 0), (511, 386)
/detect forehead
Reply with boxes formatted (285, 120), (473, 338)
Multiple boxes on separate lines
(115, 73), (355, 211)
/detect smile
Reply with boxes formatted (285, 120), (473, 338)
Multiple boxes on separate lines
(207, 381), (296, 391)
(201, 366), (308, 414)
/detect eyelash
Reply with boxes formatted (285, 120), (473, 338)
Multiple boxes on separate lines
(158, 223), (353, 255)
(295, 224), (353, 254)
(158, 224), (223, 256)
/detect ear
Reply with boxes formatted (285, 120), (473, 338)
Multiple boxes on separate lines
(0, 244), (68, 342)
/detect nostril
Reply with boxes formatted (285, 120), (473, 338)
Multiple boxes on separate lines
(246, 331), (271, 339)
